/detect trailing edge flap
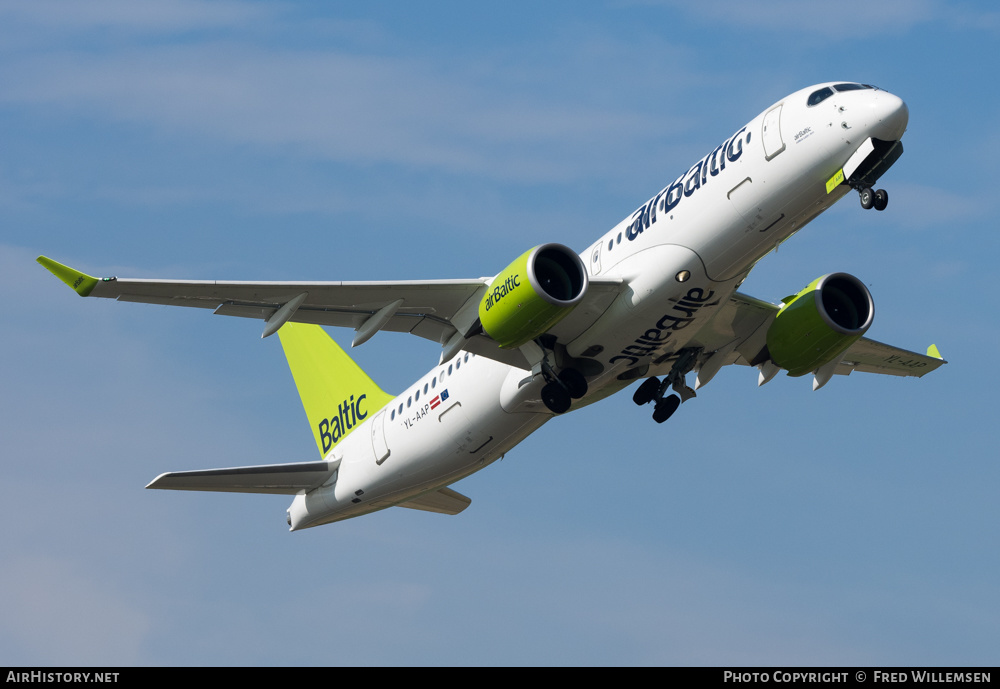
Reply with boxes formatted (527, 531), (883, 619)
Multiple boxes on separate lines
(278, 322), (394, 458)
(397, 487), (471, 515)
(146, 460), (337, 495)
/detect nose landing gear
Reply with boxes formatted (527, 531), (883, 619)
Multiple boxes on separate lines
(858, 186), (888, 211)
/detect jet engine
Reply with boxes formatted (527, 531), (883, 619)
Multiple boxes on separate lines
(766, 273), (874, 376)
(478, 243), (588, 349)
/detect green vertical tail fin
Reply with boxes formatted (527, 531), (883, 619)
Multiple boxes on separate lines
(277, 323), (394, 458)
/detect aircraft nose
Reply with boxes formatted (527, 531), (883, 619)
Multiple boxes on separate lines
(868, 91), (908, 142)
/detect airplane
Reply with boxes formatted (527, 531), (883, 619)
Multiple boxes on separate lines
(39, 81), (946, 531)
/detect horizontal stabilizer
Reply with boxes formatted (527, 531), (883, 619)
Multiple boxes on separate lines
(146, 460), (337, 495)
(397, 487), (471, 515)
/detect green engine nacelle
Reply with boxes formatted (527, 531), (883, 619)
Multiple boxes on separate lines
(766, 273), (874, 377)
(479, 243), (588, 349)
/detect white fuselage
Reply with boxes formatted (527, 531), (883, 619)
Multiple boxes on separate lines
(288, 83), (909, 530)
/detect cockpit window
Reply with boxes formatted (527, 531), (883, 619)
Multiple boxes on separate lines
(832, 83), (873, 92)
(807, 87), (834, 106)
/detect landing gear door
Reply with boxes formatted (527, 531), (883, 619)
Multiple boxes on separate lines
(371, 410), (390, 465)
(762, 105), (785, 160)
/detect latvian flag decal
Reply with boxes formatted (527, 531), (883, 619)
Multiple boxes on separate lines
(430, 389), (449, 410)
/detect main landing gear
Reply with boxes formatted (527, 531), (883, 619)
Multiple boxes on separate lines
(632, 348), (700, 424)
(858, 186), (888, 211)
(541, 368), (587, 414)
(529, 337), (588, 415)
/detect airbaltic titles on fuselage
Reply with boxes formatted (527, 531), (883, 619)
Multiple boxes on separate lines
(618, 127), (750, 244)
(609, 287), (719, 367)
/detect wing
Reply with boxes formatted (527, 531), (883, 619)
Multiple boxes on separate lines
(831, 339), (947, 378)
(686, 291), (946, 386)
(38, 256), (625, 369)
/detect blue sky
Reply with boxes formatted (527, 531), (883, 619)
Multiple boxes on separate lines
(2, 0), (998, 666)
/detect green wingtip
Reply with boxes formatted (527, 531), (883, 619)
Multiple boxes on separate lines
(37, 256), (99, 297)
(927, 344), (943, 360)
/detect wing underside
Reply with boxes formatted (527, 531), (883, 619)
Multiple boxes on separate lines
(38, 256), (625, 369)
(687, 291), (946, 380)
(39, 256), (943, 379)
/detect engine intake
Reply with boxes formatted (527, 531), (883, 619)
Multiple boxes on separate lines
(479, 243), (588, 349)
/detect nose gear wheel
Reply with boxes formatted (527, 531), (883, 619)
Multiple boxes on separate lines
(858, 186), (888, 211)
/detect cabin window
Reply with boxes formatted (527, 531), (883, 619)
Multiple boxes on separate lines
(423, 383), (429, 394)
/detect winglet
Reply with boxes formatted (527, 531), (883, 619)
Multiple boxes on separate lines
(927, 344), (943, 360)
(37, 256), (100, 297)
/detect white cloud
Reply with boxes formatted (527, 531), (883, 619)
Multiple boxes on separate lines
(1, 44), (663, 183)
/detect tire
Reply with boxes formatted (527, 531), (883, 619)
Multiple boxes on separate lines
(873, 188), (888, 211)
(859, 187), (874, 210)
(559, 368), (588, 399)
(652, 395), (680, 424)
(541, 382), (572, 414)
(633, 377), (660, 406)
